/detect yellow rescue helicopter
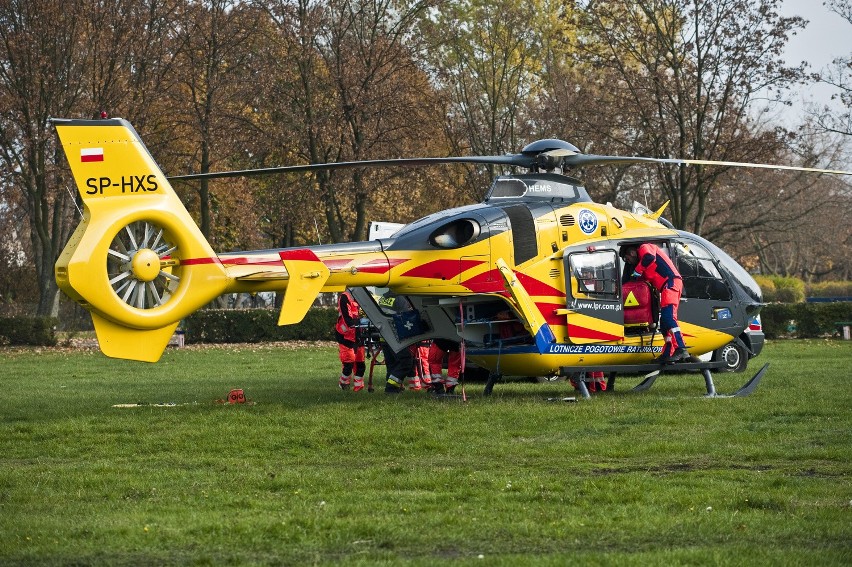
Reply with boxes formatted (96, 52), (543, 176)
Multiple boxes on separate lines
(51, 118), (851, 398)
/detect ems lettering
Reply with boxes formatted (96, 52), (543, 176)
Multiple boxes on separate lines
(527, 183), (552, 193)
(84, 175), (159, 195)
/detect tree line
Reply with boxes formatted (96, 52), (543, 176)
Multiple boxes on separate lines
(1, 0), (850, 317)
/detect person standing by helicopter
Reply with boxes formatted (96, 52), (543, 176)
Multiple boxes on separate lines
(620, 243), (690, 363)
(427, 339), (462, 395)
(335, 289), (366, 391)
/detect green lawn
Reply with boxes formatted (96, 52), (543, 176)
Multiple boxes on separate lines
(1, 340), (850, 565)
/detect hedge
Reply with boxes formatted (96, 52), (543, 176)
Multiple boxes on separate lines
(183, 307), (337, 343)
(182, 303), (851, 343)
(760, 302), (852, 339)
(806, 280), (852, 299)
(0, 316), (58, 346)
(755, 277), (851, 303)
(5, 303), (851, 346)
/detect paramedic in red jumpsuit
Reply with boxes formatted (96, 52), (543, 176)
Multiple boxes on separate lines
(427, 339), (462, 394)
(335, 290), (366, 391)
(621, 244), (690, 363)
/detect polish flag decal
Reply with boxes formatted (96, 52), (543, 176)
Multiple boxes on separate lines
(80, 147), (104, 162)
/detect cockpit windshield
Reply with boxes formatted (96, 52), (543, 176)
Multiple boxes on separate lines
(679, 232), (762, 305)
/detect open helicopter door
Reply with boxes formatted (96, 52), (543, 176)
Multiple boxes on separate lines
(495, 259), (556, 352)
(349, 287), (460, 353)
(563, 247), (625, 343)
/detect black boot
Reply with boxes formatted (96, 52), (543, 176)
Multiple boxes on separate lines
(667, 347), (690, 363)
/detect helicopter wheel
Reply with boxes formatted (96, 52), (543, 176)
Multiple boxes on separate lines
(106, 220), (181, 310)
(531, 375), (566, 383)
(715, 342), (748, 373)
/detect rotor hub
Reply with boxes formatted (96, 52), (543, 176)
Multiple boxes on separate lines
(520, 139), (580, 156)
(131, 248), (161, 282)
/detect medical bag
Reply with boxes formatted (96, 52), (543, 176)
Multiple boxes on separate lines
(622, 281), (655, 328)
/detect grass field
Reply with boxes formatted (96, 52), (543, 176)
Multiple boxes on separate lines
(1, 339), (850, 565)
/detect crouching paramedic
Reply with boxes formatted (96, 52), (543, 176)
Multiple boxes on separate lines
(336, 289), (366, 391)
(620, 243), (689, 363)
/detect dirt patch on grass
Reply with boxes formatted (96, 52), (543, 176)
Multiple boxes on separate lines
(591, 462), (777, 476)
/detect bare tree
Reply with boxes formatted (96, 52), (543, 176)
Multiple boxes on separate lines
(810, 0), (852, 139)
(166, 0), (267, 245)
(574, 0), (808, 234)
(261, 0), (443, 244)
(704, 127), (852, 279)
(0, 0), (93, 316)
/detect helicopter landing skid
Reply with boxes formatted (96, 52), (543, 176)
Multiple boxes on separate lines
(560, 361), (769, 400)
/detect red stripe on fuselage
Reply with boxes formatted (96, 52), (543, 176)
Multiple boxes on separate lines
(567, 324), (622, 342)
(535, 302), (567, 327)
(321, 257), (407, 274)
(181, 257), (223, 266)
(460, 268), (507, 294)
(358, 258), (406, 274)
(401, 259), (484, 279)
(515, 272), (565, 298)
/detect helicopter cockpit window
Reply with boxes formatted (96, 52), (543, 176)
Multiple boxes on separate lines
(567, 250), (619, 300)
(487, 176), (583, 202)
(673, 241), (732, 301)
(429, 218), (482, 248)
(490, 179), (527, 198)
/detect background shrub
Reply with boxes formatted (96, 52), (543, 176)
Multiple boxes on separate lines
(0, 316), (58, 346)
(760, 303), (852, 339)
(754, 275), (777, 303)
(769, 276), (806, 303)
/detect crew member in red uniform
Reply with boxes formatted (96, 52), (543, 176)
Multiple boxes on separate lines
(335, 289), (366, 391)
(427, 339), (462, 394)
(621, 243), (690, 363)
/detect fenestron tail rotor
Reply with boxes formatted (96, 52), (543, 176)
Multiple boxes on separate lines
(107, 221), (181, 310)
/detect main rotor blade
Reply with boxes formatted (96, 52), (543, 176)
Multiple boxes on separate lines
(563, 154), (852, 176)
(667, 158), (852, 176)
(167, 155), (535, 182)
(167, 148), (851, 182)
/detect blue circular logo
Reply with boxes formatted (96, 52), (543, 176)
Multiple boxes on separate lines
(578, 209), (598, 234)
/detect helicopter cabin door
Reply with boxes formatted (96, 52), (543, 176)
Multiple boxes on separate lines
(564, 248), (624, 344)
(349, 287), (460, 353)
